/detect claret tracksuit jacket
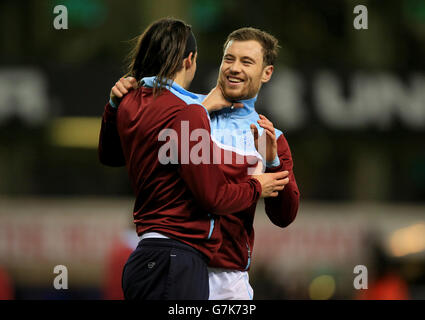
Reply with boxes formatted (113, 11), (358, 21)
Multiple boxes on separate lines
(98, 76), (299, 269)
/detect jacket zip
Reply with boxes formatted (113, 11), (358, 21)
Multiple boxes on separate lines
(207, 214), (215, 240)
(245, 242), (251, 270)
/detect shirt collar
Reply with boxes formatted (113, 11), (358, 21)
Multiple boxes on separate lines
(215, 95), (258, 117)
(140, 76), (198, 99)
(233, 95), (257, 116)
(141, 76), (257, 116)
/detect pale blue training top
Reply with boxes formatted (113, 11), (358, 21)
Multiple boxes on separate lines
(111, 76), (281, 167)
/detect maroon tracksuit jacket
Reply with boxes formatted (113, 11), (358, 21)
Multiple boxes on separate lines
(208, 133), (299, 270)
(98, 87), (262, 261)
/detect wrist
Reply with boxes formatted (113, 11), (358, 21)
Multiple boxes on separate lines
(250, 177), (263, 199)
(201, 98), (213, 113)
(109, 97), (118, 109)
(266, 155), (280, 168)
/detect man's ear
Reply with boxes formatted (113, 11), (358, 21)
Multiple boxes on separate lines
(261, 65), (274, 84)
(184, 52), (194, 70)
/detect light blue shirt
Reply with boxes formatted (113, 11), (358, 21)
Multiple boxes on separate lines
(194, 94), (282, 168)
(140, 76), (281, 167)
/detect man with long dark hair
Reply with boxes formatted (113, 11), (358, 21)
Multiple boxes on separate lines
(98, 18), (289, 300)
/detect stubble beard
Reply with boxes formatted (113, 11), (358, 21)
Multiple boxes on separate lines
(218, 76), (256, 102)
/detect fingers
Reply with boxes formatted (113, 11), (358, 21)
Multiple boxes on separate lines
(257, 170), (291, 198)
(212, 85), (224, 98)
(115, 81), (128, 95)
(274, 184), (286, 191)
(260, 125), (276, 139)
(121, 77), (136, 91)
(257, 116), (277, 145)
(274, 177), (289, 187)
(258, 122), (275, 133)
(257, 120), (276, 136)
(271, 171), (289, 179)
(217, 84), (226, 96)
(110, 77), (138, 105)
(114, 78), (137, 96)
(111, 87), (123, 98)
(258, 115), (275, 129)
(203, 86), (235, 112)
(265, 129), (277, 143)
(126, 77), (138, 89)
(233, 102), (244, 109)
(271, 175), (290, 195)
(259, 114), (272, 124)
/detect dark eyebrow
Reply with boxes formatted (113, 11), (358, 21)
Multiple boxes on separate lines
(224, 54), (256, 64)
(241, 56), (256, 63)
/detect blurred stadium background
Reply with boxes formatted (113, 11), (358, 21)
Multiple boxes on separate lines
(0, 0), (424, 299)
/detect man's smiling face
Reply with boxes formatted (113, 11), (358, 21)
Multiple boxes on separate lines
(218, 40), (273, 101)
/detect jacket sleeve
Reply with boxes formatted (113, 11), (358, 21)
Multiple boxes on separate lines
(98, 102), (126, 167)
(170, 104), (262, 216)
(264, 133), (300, 227)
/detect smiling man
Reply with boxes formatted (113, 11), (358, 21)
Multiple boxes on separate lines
(205, 27), (299, 300)
(105, 27), (300, 300)
(219, 37), (273, 101)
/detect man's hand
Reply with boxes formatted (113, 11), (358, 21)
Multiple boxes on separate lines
(110, 77), (138, 107)
(202, 85), (243, 113)
(250, 114), (277, 163)
(254, 171), (290, 197)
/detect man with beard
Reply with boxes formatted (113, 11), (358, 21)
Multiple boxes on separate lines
(106, 27), (300, 299)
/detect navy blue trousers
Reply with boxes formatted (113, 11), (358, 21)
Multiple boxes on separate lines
(122, 238), (209, 300)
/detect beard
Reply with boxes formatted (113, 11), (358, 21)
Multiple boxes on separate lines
(218, 74), (260, 102)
